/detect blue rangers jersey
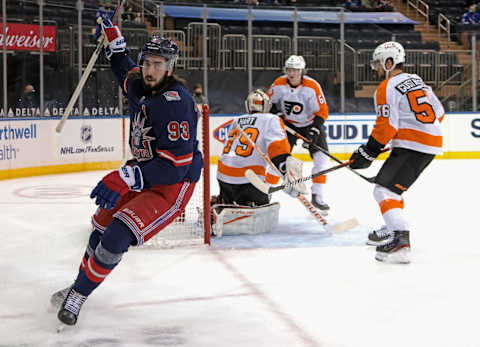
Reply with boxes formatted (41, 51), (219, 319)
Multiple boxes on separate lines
(110, 53), (204, 188)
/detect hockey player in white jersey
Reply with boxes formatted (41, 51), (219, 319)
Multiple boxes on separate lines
(267, 55), (331, 214)
(213, 89), (306, 236)
(348, 41), (445, 263)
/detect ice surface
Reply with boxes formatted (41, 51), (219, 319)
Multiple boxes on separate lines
(0, 160), (479, 347)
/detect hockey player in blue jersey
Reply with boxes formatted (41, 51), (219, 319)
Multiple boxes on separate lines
(51, 11), (204, 326)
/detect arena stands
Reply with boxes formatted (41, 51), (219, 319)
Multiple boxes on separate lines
(1, 0), (478, 113)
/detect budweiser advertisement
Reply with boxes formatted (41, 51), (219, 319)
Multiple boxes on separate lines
(0, 22), (56, 52)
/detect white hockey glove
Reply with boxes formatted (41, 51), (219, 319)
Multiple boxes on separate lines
(94, 10), (126, 60)
(282, 156), (307, 198)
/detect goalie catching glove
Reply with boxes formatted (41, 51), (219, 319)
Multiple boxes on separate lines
(94, 10), (126, 60)
(280, 156), (308, 197)
(90, 165), (143, 210)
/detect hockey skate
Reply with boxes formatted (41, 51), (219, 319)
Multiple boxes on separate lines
(375, 230), (410, 264)
(57, 287), (87, 326)
(366, 225), (393, 246)
(311, 194), (329, 215)
(49, 285), (72, 310)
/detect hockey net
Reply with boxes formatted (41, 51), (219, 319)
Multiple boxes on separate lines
(123, 104), (211, 248)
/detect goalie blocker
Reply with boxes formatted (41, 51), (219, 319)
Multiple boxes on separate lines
(211, 203), (280, 237)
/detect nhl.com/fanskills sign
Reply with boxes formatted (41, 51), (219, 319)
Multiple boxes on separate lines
(59, 124), (114, 156)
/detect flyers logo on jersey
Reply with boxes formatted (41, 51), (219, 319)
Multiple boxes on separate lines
(284, 101), (304, 115)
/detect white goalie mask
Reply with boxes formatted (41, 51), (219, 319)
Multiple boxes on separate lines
(284, 55), (306, 71)
(370, 41), (405, 72)
(245, 89), (272, 114)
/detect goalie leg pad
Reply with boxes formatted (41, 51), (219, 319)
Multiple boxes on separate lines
(212, 202), (280, 237)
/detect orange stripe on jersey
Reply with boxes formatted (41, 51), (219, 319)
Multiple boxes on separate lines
(267, 138), (291, 160)
(266, 172), (280, 185)
(379, 199), (404, 215)
(123, 67), (140, 94)
(396, 128), (443, 148)
(218, 161), (266, 178)
(371, 117), (397, 145)
(438, 113), (445, 123)
(372, 78), (396, 145)
(267, 76), (288, 97)
(312, 175), (326, 184)
(376, 78), (390, 105)
(303, 78), (329, 121)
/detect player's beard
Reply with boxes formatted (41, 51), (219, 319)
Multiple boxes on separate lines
(142, 74), (167, 94)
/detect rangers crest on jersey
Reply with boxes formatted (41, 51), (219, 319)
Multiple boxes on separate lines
(130, 110), (155, 161)
(283, 100), (304, 115)
(163, 91), (181, 101)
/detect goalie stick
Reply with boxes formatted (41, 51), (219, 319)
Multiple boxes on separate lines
(284, 125), (383, 184)
(55, 0), (125, 133)
(235, 124), (358, 232)
(245, 160), (352, 194)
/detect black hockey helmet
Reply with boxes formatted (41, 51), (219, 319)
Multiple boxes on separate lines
(138, 35), (179, 70)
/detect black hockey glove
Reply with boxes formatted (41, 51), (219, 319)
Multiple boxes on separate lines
(302, 126), (321, 149)
(349, 137), (383, 169)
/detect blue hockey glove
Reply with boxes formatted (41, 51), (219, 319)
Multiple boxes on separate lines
(90, 165), (143, 210)
(94, 9), (126, 60)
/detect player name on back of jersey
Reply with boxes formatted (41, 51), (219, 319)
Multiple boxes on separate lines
(394, 77), (424, 94)
(237, 116), (257, 127)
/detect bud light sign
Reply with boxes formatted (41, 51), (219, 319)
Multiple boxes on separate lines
(213, 119), (233, 144)
(324, 116), (376, 145)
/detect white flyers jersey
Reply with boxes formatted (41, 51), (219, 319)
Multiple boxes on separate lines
(372, 73), (445, 155)
(266, 75), (329, 128)
(217, 113), (291, 185)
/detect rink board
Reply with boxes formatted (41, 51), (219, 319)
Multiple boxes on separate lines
(0, 113), (479, 179)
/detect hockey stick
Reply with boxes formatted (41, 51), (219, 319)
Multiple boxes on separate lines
(235, 124), (357, 232)
(234, 124), (327, 226)
(55, 0), (125, 133)
(284, 125), (382, 184)
(245, 160), (352, 194)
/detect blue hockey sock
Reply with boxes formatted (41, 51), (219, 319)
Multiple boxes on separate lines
(73, 218), (135, 297)
(79, 229), (102, 273)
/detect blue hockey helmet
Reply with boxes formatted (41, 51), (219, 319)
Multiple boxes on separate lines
(138, 35), (179, 70)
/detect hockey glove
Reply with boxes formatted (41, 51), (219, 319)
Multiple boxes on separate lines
(94, 10), (126, 60)
(90, 165), (143, 210)
(282, 156), (307, 198)
(349, 140), (383, 170)
(302, 126), (321, 150)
